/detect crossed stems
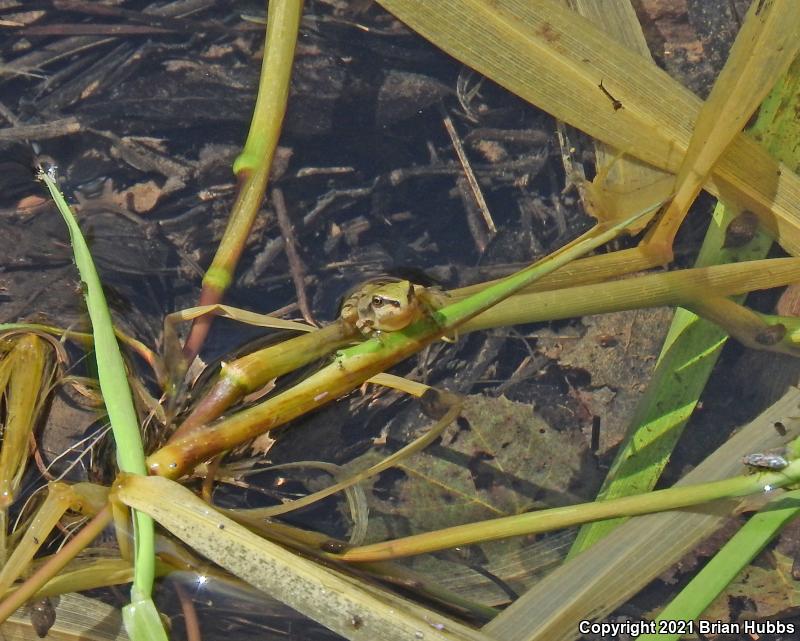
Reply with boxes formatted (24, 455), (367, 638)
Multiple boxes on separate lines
(4, 205), (800, 621)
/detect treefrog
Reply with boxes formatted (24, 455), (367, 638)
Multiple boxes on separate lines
(339, 277), (446, 335)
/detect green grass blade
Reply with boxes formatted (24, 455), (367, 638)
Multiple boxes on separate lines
(122, 598), (167, 641)
(640, 489), (800, 641)
(38, 173), (146, 476)
(339, 458), (800, 562)
(233, 0), (302, 176)
(38, 170), (167, 641)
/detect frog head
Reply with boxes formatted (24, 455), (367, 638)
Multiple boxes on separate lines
(365, 279), (418, 332)
(340, 278), (421, 335)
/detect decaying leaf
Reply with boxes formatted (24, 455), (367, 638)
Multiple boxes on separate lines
(348, 394), (602, 600)
(534, 307), (674, 454)
(699, 550), (800, 631)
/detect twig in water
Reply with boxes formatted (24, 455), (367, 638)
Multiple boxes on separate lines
(273, 187), (315, 326)
(440, 105), (496, 251)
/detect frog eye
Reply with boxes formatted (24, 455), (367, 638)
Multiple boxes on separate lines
(372, 296), (401, 309)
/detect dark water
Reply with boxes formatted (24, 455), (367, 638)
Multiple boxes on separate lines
(2, 1), (796, 640)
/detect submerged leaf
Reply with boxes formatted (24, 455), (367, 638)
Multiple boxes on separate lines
(701, 550), (800, 626)
(352, 395), (601, 599)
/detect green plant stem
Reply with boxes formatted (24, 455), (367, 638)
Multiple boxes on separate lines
(172, 320), (355, 439)
(460, 257), (800, 332)
(174, 255), (800, 443)
(150, 307), (456, 478)
(434, 207), (658, 330)
(337, 462), (800, 563)
(688, 297), (800, 353)
(184, 0), (303, 361)
(150, 207), (654, 477)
